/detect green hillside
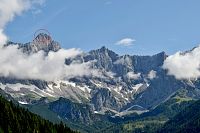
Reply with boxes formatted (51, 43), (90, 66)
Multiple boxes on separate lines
(0, 96), (76, 133)
(159, 99), (200, 133)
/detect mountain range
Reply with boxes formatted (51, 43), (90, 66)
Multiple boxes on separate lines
(1, 33), (200, 132)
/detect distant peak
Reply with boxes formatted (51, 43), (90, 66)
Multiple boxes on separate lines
(97, 46), (114, 54)
(100, 46), (107, 50)
(33, 33), (52, 44)
(89, 46), (119, 60)
(96, 46), (108, 53)
(36, 33), (49, 37)
(5, 33), (61, 54)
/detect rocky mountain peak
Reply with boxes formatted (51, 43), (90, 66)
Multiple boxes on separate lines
(6, 34), (61, 54)
(33, 33), (52, 43)
(99, 46), (107, 52)
(31, 33), (61, 53)
(90, 46), (118, 59)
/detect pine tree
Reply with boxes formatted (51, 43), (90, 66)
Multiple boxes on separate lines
(0, 96), (77, 133)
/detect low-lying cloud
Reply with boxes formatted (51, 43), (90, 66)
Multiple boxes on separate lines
(0, 45), (100, 81)
(163, 46), (200, 80)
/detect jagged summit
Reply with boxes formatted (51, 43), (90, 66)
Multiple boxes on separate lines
(99, 46), (107, 51)
(33, 33), (52, 44)
(6, 33), (61, 54)
(31, 32), (60, 53)
(90, 46), (119, 59)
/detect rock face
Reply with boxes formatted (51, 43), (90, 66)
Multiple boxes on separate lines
(49, 97), (95, 124)
(2, 38), (200, 124)
(91, 88), (122, 111)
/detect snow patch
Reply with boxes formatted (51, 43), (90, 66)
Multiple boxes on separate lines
(77, 85), (91, 93)
(18, 101), (28, 104)
(132, 83), (143, 92)
(94, 111), (99, 114)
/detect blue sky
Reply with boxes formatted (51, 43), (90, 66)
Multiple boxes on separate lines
(5, 0), (200, 55)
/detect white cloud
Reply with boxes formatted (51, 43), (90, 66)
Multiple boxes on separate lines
(116, 38), (135, 46)
(148, 70), (157, 79)
(0, 46), (100, 81)
(163, 46), (200, 80)
(114, 56), (132, 65)
(0, 0), (30, 29)
(127, 72), (141, 80)
(64, 61), (101, 79)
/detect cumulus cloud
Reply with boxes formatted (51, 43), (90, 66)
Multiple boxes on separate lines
(148, 70), (157, 79)
(163, 46), (200, 80)
(64, 61), (101, 79)
(0, 46), (100, 81)
(127, 72), (141, 80)
(116, 38), (135, 46)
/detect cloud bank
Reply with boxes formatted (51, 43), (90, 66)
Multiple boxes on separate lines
(163, 46), (200, 80)
(0, 46), (100, 81)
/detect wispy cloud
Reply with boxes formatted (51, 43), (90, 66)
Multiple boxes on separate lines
(31, 0), (46, 15)
(0, 46), (100, 81)
(116, 38), (135, 46)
